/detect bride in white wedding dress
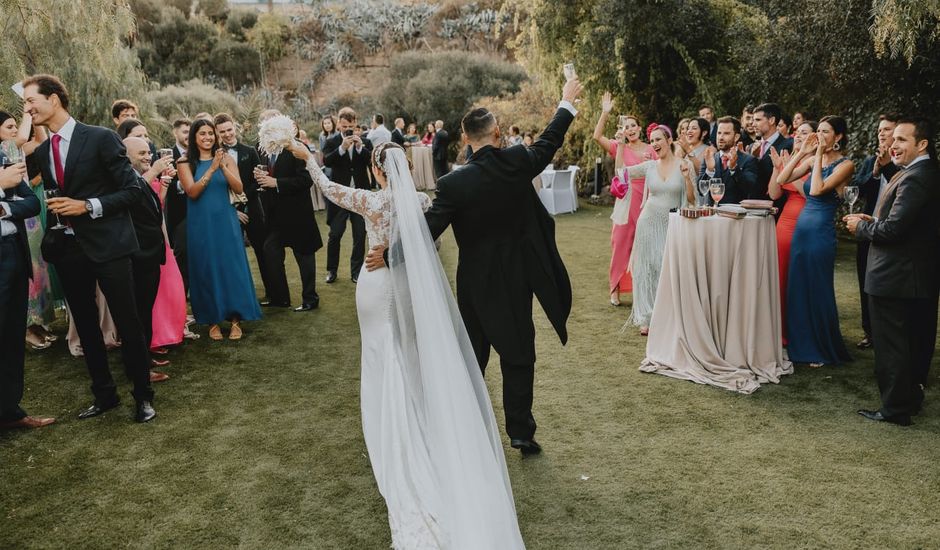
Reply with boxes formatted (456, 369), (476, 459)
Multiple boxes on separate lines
(287, 141), (525, 550)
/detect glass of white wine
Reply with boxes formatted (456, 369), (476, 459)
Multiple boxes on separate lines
(844, 185), (859, 214)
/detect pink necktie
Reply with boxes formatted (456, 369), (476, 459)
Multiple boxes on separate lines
(759, 140), (769, 159)
(51, 134), (65, 190)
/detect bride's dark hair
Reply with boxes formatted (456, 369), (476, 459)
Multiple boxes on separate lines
(372, 142), (412, 175)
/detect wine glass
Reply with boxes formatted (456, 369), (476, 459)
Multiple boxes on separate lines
(617, 115), (628, 133)
(697, 178), (710, 206)
(44, 189), (67, 230)
(1, 139), (22, 166)
(255, 164), (269, 192)
(563, 62), (577, 82)
(844, 185), (859, 214)
(709, 181), (725, 205)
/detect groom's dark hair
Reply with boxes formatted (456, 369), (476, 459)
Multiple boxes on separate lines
(462, 108), (497, 141)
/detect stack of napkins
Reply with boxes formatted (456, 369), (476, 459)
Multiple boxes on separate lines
(717, 204), (748, 219)
(739, 199), (774, 217)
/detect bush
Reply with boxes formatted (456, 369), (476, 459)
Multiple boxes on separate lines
(209, 41), (263, 89)
(140, 8), (220, 85)
(225, 9), (258, 41)
(247, 13), (293, 64)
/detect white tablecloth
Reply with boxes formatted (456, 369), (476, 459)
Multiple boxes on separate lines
(640, 213), (793, 393)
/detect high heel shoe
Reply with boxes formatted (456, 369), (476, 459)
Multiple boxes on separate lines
(208, 325), (223, 341)
(610, 291), (621, 307)
(26, 335), (52, 350)
(229, 321), (243, 341)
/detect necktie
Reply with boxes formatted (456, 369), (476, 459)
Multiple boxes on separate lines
(721, 154), (729, 169)
(759, 140), (769, 159)
(51, 134), (65, 190)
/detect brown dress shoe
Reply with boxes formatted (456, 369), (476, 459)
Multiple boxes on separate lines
(150, 371), (170, 383)
(0, 416), (56, 429)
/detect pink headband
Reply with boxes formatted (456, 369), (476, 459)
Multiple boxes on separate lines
(646, 123), (673, 140)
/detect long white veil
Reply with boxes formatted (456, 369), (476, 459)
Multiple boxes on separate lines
(383, 148), (526, 549)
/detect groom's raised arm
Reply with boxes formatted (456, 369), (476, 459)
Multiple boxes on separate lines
(525, 79), (583, 175)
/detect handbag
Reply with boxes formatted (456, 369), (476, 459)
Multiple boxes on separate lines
(229, 188), (248, 206)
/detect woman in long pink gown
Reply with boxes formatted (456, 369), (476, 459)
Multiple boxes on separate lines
(149, 177), (186, 349)
(767, 120), (816, 344)
(593, 93), (656, 305)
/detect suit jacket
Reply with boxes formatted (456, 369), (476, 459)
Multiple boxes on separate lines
(424, 108), (574, 364)
(29, 121), (141, 263)
(322, 133), (373, 190)
(698, 150), (758, 205)
(164, 146), (187, 243)
(128, 175), (166, 265)
(854, 155), (900, 217)
(856, 159), (940, 299)
(753, 133), (793, 200)
(0, 179), (41, 278)
(260, 151), (322, 254)
(391, 128), (405, 147)
(431, 129), (450, 162)
(227, 143), (263, 222)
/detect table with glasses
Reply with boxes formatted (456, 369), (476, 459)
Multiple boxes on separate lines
(410, 145), (436, 191)
(640, 213), (793, 394)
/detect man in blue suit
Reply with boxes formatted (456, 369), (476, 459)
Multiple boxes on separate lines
(0, 163), (55, 429)
(699, 116), (759, 205)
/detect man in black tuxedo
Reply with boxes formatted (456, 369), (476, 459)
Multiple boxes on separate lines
(323, 107), (372, 283)
(699, 116), (758, 205)
(750, 102), (793, 202)
(255, 113), (323, 310)
(24, 74), (155, 423)
(846, 118), (940, 426)
(391, 117), (406, 147)
(215, 113), (271, 301)
(124, 137), (172, 380)
(0, 163), (56, 430)
(164, 118), (190, 292)
(431, 120), (450, 180)
(367, 78), (582, 455)
(738, 105), (756, 150)
(851, 114), (900, 349)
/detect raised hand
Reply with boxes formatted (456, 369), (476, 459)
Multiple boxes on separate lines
(601, 91), (614, 114)
(704, 146), (717, 172)
(799, 132), (818, 156)
(679, 158), (692, 178)
(769, 147), (783, 171)
(562, 78), (583, 104)
(614, 129), (626, 144)
(727, 149), (738, 170)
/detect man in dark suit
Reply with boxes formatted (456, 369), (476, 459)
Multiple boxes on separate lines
(164, 117), (190, 292)
(323, 107), (372, 283)
(431, 119), (450, 179)
(24, 74), (155, 423)
(750, 103), (793, 201)
(851, 114), (900, 349)
(0, 163), (55, 430)
(699, 105), (718, 146)
(846, 117), (940, 426)
(215, 113), (271, 301)
(391, 117), (406, 147)
(367, 78), (583, 455)
(698, 116), (759, 205)
(124, 137), (172, 380)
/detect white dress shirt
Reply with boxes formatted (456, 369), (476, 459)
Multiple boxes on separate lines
(49, 117), (103, 220)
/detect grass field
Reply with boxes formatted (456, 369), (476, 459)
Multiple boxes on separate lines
(3, 201), (939, 549)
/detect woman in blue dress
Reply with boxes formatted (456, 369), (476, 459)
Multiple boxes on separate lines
(177, 119), (261, 341)
(778, 116), (855, 366)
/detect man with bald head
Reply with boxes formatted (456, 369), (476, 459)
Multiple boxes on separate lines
(124, 136), (173, 379)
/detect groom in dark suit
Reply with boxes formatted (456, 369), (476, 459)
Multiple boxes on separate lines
(846, 117), (940, 426)
(24, 74), (156, 423)
(698, 116), (758, 205)
(367, 78), (583, 455)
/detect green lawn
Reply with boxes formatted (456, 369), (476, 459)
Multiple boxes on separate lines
(3, 202), (939, 549)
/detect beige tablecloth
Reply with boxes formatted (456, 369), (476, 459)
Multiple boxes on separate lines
(411, 146), (436, 191)
(640, 213), (793, 393)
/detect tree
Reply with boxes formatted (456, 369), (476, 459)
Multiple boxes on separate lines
(870, 0), (940, 65)
(196, 0), (229, 23)
(0, 0), (148, 127)
(209, 41), (263, 89)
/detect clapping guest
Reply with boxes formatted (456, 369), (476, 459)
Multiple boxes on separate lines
(778, 116), (854, 367)
(626, 124), (696, 335)
(0, 111), (54, 349)
(851, 114), (899, 349)
(177, 118), (261, 341)
(0, 161), (55, 429)
(699, 116), (758, 205)
(751, 103), (794, 200)
(673, 118), (691, 157)
(592, 91), (656, 306)
(846, 117), (940, 425)
(421, 123), (435, 146)
(769, 120), (817, 343)
(680, 118), (711, 177)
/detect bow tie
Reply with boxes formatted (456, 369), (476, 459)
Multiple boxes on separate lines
(224, 145), (237, 152)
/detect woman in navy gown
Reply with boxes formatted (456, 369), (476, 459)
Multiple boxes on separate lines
(177, 119), (261, 341)
(778, 116), (855, 366)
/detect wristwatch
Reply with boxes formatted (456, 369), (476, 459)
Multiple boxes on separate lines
(84, 200), (93, 213)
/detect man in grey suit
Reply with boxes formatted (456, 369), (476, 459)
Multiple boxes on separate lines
(845, 117), (940, 426)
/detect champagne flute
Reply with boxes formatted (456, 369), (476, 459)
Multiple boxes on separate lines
(44, 189), (67, 230)
(255, 164), (268, 192)
(844, 185), (859, 214)
(563, 62), (577, 82)
(709, 181), (725, 205)
(617, 115), (628, 133)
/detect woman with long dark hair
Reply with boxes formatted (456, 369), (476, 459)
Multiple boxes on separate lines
(777, 116), (854, 366)
(177, 119), (260, 341)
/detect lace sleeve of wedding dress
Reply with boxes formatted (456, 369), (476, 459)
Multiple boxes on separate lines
(304, 156), (383, 218)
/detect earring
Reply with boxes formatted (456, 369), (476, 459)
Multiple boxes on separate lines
(833, 143), (840, 151)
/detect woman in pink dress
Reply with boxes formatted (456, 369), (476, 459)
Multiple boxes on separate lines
(768, 120), (817, 343)
(593, 92), (656, 306)
(149, 174), (186, 350)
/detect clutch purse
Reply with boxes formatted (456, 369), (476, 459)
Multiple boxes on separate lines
(229, 189), (248, 206)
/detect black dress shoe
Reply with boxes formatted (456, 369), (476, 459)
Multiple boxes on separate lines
(136, 401), (156, 423)
(856, 336), (873, 349)
(510, 438), (542, 456)
(351, 274), (358, 284)
(325, 271), (337, 284)
(77, 400), (120, 420)
(857, 409), (912, 426)
(294, 302), (319, 312)
(260, 300), (290, 308)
